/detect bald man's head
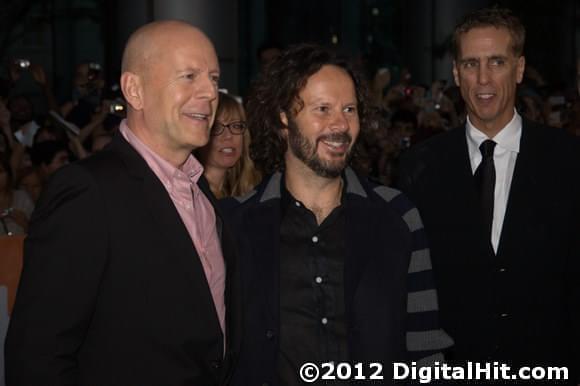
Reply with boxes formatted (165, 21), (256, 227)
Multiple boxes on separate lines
(119, 20), (220, 167)
(121, 20), (213, 76)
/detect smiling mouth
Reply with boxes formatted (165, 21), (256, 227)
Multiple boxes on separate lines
(476, 93), (495, 100)
(184, 112), (210, 122)
(318, 133), (352, 153)
(321, 139), (349, 149)
(219, 147), (236, 154)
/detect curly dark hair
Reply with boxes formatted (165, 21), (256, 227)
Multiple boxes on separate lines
(451, 7), (525, 60)
(246, 43), (373, 175)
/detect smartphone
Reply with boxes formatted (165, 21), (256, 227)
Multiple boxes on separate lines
(88, 62), (102, 81)
(548, 95), (565, 107)
(48, 110), (80, 136)
(109, 102), (125, 114)
(14, 59), (30, 69)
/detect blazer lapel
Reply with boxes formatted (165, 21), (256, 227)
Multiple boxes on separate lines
(445, 128), (482, 215)
(415, 128), (495, 261)
(111, 134), (222, 337)
(142, 170), (221, 325)
(496, 121), (540, 259)
(343, 193), (379, 314)
(197, 176), (224, 254)
(244, 174), (282, 321)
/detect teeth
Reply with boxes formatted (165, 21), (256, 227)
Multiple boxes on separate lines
(221, 148), (234, 153)
(186, 113), (208, 120)
(477, 94), (494, 99)
(322, 140), (346, 148)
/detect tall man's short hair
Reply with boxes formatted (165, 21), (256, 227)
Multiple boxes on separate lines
(451, 7), (526, 59)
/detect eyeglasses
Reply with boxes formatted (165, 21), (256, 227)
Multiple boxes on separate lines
(211, 120), (247, 136)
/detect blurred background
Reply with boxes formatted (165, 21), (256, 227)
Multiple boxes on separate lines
(1, 3), (579, 383)
(1, 0), (579, 99)
(0, 0), (579, 205)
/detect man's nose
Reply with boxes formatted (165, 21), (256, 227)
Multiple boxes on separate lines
(477, 64), (490, 85)
(329, 111), (349, 131)
(196, 73), (218, 100)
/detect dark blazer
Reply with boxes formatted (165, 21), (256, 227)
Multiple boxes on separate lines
(5, 133), (242, 386)
(399, 120), (580, 379)
(223, 168), (452, 386)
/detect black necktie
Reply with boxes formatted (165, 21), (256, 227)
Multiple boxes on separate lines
(474, 139), (496, 246)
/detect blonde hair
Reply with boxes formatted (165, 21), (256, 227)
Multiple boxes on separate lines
(204, 92), (261, 199)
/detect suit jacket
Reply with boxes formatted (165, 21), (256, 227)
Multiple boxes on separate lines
(5, 133), (242, 386)
(399, 120), (580, 379)
(223, 168), (452, 386)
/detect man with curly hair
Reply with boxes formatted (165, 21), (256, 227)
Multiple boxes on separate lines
(224, 43), (452, 385)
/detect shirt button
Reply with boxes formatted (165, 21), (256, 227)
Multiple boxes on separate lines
(295, 201), (301, 207)
(315, 276), (323, 284)
(499, 268), (506, 272)
(266, 329), (274, 339)
(500, 313), (509, 318)
(312, 236), (319, 243)
(321, 317), (328, 325)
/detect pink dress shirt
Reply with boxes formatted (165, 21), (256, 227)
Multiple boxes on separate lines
(120, 121), (226, 336)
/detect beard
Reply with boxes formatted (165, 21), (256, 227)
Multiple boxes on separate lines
(286, 118), (353, 178)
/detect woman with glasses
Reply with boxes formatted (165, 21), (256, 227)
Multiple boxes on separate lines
(197, 92), (261, 199)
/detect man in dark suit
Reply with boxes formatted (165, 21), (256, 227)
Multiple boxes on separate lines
(399, 8), (580, 384)
(5, 20), (241, 386)
(225, 44), (452, 386)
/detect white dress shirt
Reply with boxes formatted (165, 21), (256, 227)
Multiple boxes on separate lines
(466, 111), (522, 253)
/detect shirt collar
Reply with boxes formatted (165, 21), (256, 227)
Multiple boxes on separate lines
(280, 172), (348, 217)
(119, 119), (205, 188)
(260, 167), (365, 204)
(466, 109), (522, 155)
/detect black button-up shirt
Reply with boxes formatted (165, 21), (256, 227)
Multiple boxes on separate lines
(277, 181), (348, 385)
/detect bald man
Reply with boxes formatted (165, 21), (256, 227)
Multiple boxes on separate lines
(5, 21), (241, 386)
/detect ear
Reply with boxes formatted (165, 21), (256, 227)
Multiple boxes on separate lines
(452, 61), (460, 87)
(279, 111), (289, 139)
(120, 71), (144, 111)
(516, 56), (526, 84)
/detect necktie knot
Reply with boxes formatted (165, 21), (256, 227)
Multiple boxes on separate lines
(479, 139), (496, 159)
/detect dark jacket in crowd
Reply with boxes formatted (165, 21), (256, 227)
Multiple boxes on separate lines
(399, 120), (580, 383)
(5, 133), (242, 386)
(223, 168), (452, 386)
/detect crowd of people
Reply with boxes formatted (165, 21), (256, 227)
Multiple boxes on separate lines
(0, 61), (119, 235)
(359, 61), (580, 186)
(1, 6), (579, 386)
(1, 19), (579, 237)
